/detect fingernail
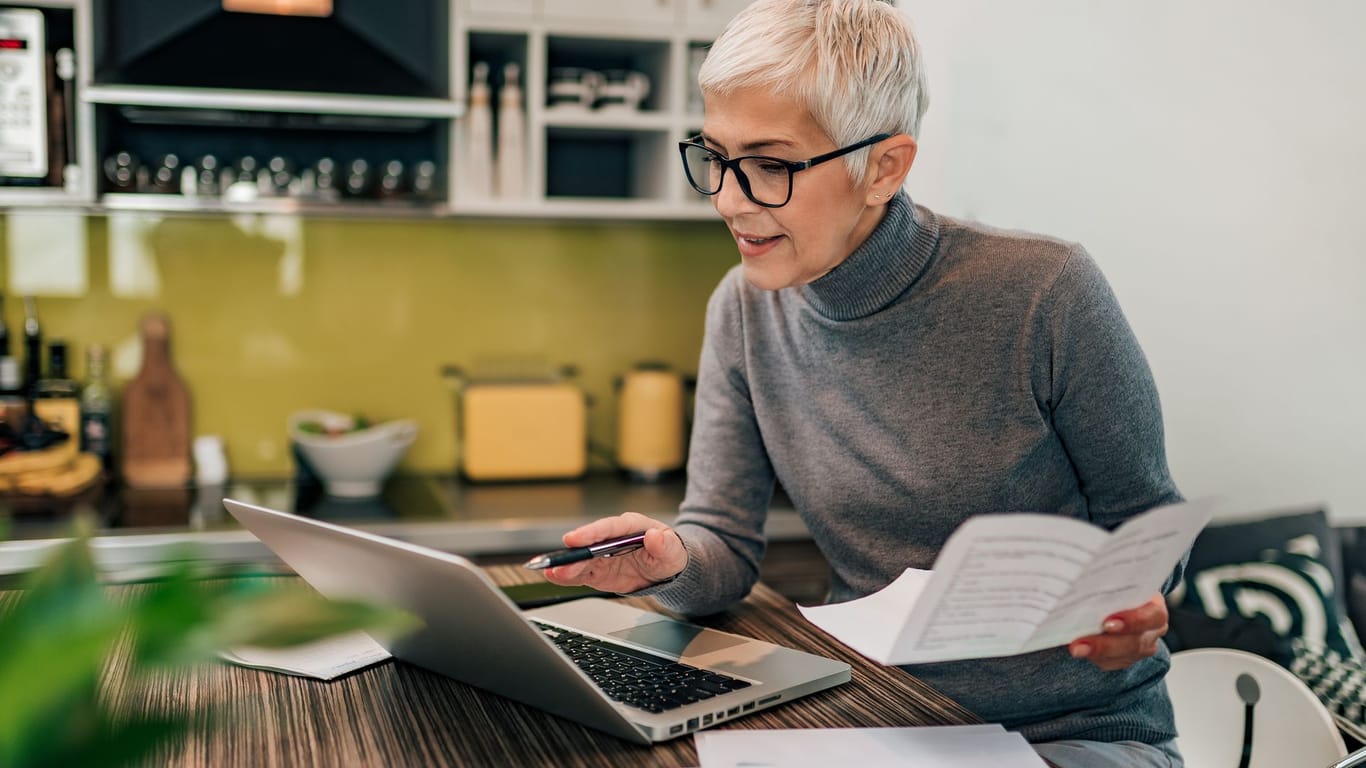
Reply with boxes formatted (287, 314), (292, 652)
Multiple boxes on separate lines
(1070, 643), (1091, 659)
(1103, 619), (1124, 633)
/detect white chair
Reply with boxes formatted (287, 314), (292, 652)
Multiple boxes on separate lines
(1168, 648), (1366, 768)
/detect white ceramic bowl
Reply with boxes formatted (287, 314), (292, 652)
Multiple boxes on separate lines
(287, 410), (418, 497)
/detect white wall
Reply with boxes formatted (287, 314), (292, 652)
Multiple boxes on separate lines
(901, 1), (1366, 522)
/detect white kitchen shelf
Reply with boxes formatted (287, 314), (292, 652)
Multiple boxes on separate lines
(0, 187), (88, 207)
(98, 193), (447, 219)
(83, 84), (464, 119)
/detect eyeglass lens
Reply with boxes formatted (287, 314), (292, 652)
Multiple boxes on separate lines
(682, 144), (792, 206)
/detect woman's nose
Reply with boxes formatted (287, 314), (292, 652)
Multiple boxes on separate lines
(712, 171), (761, 216)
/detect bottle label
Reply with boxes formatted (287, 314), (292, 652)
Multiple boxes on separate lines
(81, 412), (111, 460)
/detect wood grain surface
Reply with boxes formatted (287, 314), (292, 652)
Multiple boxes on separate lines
(5, 567), (980, 767)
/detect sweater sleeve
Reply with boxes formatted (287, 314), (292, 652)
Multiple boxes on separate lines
(1044, 248), (1188, 592)
(634, 271), (775, 616)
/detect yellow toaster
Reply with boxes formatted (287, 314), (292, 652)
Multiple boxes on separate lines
(458, 380), (588, 481)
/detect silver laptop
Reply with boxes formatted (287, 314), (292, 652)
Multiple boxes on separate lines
(224, 499), (850, 743)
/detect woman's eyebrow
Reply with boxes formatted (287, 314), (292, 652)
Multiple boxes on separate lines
(699, 132), (798, 154)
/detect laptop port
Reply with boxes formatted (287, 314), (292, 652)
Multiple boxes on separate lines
(702, 714), (713, 726)
(742, 702), (755, 711)
(687, 717), (699, 731)
(727, 707), (740, 716)
(670, 724), (684, 735)
(758, 695), (781, 705)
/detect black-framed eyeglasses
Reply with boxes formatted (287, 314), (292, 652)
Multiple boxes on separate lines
(678, 133), (892, 208)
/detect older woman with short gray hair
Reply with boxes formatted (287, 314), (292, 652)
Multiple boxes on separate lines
(546, 2), (1188, 765)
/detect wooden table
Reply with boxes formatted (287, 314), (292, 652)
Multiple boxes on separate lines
(60, 567), (982, 767)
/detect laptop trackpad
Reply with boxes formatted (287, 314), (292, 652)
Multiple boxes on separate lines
(609, 620), (747, 658)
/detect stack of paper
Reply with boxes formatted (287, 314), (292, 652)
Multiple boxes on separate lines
(695, 725), (1045, 767)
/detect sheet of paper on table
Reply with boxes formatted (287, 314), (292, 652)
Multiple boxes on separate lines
(694, 724), (1046, 767)
(220, 631), (392, 681)
(798, 498), (1214, 664)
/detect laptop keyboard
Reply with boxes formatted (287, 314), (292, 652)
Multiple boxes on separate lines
(533, 621), (752, 713)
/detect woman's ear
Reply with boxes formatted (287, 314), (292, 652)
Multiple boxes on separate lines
(868, 135), (918, 200)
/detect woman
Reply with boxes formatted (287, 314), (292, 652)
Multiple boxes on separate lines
(545, 2), (1185, 765)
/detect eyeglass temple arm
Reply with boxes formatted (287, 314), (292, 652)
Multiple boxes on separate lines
(799, 133), (896, 170)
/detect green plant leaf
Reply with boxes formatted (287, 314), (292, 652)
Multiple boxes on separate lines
(0, 530), (126, 767)
(203, 583), (420, 651)
(0, 520), (414, 768)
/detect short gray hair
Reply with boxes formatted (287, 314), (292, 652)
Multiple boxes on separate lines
(698, 0), (929, 183)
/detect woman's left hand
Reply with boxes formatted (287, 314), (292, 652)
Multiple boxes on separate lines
(1068, 594), (1168, 671)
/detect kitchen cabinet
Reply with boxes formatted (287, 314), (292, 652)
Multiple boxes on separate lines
(0, 0), (756, 220)
(0, 0), (92, 209)
(1, 0), (459, 216)
(455, 0), (734, 220)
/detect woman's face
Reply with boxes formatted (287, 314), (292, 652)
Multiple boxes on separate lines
(700, 87), (888, 291)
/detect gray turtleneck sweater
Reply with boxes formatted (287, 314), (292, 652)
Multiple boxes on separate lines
(646, 191), (1186, 745)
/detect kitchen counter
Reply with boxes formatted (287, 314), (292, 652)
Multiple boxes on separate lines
(0, 474), (813, 580)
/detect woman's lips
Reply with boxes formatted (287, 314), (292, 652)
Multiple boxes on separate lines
(735, 233), (785, 258)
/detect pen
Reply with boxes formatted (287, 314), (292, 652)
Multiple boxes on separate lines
(523, 532), (648, 570)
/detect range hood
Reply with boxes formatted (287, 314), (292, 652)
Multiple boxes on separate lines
(94, 0), (448, 97)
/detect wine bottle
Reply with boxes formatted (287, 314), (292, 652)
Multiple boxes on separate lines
(80, 343), (113, 471)
(0, 293), (9, 358)
(22, 296), (41, 396)
(33, 339), (81, 453)
(35, 340), (79, 400)
(0, 356), (24, 428)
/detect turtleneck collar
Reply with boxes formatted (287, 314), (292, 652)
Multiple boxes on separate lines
(798, 190), (940, 321)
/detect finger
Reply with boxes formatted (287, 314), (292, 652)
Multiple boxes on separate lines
(1076, 629), (1164, 670)
(1102, 594), (1167, 635)
(562, 512), (668, 547)
(542, 562), (591, 585)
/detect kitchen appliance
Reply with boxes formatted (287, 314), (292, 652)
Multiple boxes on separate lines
(96, 0), (446, 97)
(0, 8), (48, 180)
(446, 365), (588, 482)
(615, 363), (691, 481)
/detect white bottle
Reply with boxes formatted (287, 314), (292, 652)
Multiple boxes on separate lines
(462, 62), (494, 200)
(496, 62), (526, 199)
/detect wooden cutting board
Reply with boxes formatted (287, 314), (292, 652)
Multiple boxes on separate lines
(121, 313), (192, 488)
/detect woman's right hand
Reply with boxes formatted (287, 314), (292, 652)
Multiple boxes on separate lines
(540, 511), (687, 594)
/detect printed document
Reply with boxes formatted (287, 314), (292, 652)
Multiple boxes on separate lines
(220, 631), (392, 680)
(798, 499), (1214, 664)
(695, 724), (1046, 767)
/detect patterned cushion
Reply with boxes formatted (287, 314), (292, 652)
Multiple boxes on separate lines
(1183, 507), (1347, 615)
(1177, 536), (1363, 660)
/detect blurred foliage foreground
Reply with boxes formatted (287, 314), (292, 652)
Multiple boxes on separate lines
(0, 520), (415, 768)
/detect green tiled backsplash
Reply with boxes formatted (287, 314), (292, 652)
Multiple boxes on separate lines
(0, 213), (736, 478)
